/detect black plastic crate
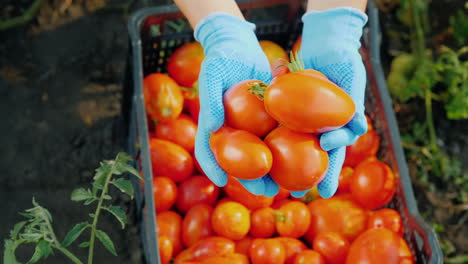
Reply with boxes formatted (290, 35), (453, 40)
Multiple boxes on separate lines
(124, 1), (443, 263)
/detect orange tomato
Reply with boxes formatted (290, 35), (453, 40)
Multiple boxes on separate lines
(275, 201), (311, 238)
(275, 237), (307, 264)
(201, 253), (249, 264)
(273, 187), (290, 201)
(260, 40), (289, 77)
(224, 176), (274, 210)
(159, 235), (173, 264)
(157, 211), (183, 255)
(155, 114), (197, 153)
(150, 138), (194, 182)
(344, 128), (380, 167)
(212, 201), (251, 240)
(182, 204), (214, 247)
(167, 42), (204, 87)
(250, 238), (285, 264)
(367, 208), (404, 236)
(250, 207), (276, 238)
(293, 250), (326, 264)
(235, 236), (253, 256)
(174, 236), (235, 264)
(336, 166), (354, 194)
(264, 126), (328, 192)
(143, 73), (183, 122)
(313, 232), (350, 264)
(153, 176), (177, 213)
(182, 83), (200, 123)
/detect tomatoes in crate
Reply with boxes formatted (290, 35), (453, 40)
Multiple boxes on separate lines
(250, 238), (286, 264)
(143, 73), (184, 122)
(275, 237), (307, 264)
(150, 138), (194, 183)
(176, 175), (220, 214)
(157, 211), (183, 255)
(313, 232), (350, 264)
(212, 201), (251, 240)
(182, 204), (214, 247)
(367, 208), (404, 236)
(250, 207), (276, 238)
(153, 176), (177, 213)
(275, 201), (311, 238)
(167, 42), (205, 87)
(155, 113), (197, 153)
(293, 250), (326, 264)
(174, 236), (235, 264)
(158, 235), (173, 264)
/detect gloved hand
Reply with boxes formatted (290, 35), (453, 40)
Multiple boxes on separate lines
(291, 7), (369, 199)
(194, 13), (279, 197)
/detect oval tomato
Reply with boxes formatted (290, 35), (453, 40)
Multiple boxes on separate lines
(150, 138), (194, 182)
(143, 73), (183, 122)
(183, 81), (200, 123)
(182, 204), (214, 247)
(264, 72), (355, 133)
(250, 238), (285, 264)
(305, 196), (367, 244)
(260, 40), (289, 77)
(293, 250), (326, 264)
(212, 201), (251, 240)
(350, 160), (396, 210)
(398, 237), (415, 264)
(159, 235), (173, 264)
(291, 36), (302, 55)
(174, 236), (235, 264)
(274, 187), (290, 201)
(346, 228), (401, 264)
(275, 201), (311, 238)
(337, 166), (353, 194)
(167, 42), (204, 87)
(235, 236), (253, 256)
(313, 232), (349, 264)
(344, 128), (380, 167)
(275, 237), (307, 264)
(250, 207), (276, 238)
(201, 253), (249, 264)
(153, 176), (177, 213)
(224, 176), (274, 210)
(367, 208), (404, 236)
(224, 80), (278, 137)
(176, 175), (219, 214)
(264, 126), (328, 191)
(157, 211), (183, 255)
(155, 114), (197, 153)
(210, 127), (273, 180)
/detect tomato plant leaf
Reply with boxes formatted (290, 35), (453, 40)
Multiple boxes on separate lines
(10, 221), (27, 240)
(84, 198), (97, 206)
(62, 222), (89, 247)
(21, 233), (43, 241)
(3, 239), (22, 264)
(111, 178), (134, 199)
(26, 240), (46, 264)
(71, 188), (93, 202)
(38, 239), (53, 257)
(95, 229), (117, 256)
(79, 241), (90, 248)
(103, 206), (127, 229)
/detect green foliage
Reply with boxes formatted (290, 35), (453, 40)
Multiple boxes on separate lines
(450, 10), (468, 46)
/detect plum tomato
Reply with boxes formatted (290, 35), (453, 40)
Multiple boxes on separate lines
(275, 237), (307, 264)
(176, 175), (219, 214)
(155, 113), (197, 153)
(150, 138), (194, 183)
(157, 211), (183, 255)
(250, 238), (286, 264)
(224, 176), (274, 210)
(143, 73), (183, 122)
(174, 236), (235, 264)
(159, 235), (173, 264)
(259, 40), (289, 77)
(313, 232), (350, 264)
(153, 176), (178, 213)
(336, 166), (354, 194)
(293, 250), (326, 264)
(182, 82), (200, 123)
(167, 42), (204, 87)
(346, 228), (402, 264)
(344, 128), (380, 167)
(367, 208), (404, 236)
(275, 201), (311, 238)
(182, 204), (214, 247)
(250, 207), (276, 238)
(212, 201), (251, 240)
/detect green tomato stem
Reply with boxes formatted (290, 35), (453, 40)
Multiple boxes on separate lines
(54, 245), (84, 264)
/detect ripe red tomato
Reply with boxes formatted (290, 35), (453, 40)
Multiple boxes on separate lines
(293, 250), (326, 264)
(212, 201), (251, 240)
(275, 237), (307, 264)
(346, 228), (402, 264)
(274, 187), (290, 201)
(153, 176), (177, 213)
(157, 210), (183, 255)
(264, 72), (355, 133)
(275, 201), (311, 238)
(182, 204), (214, 247)
(313, 232), (350, 264)
(167, 42), (204, 87)
(224, 80), (278, 137)
(264, 126), (328, 191)
(250, 207), (276, 238)
(260, 40), (289, 77)
(349, 160), (396, 210)
(344, 128), (380, 167)
(182, 81), (200, 123)
(159, 235), (173, 264)
(367, 208), (404, 236)
(176, 175), (220, 214)
(337, 166), (353, 194)
(174, 236), (235, 264)
(305, 196), (368, 244)
(250, 238), (285, 264)
(143, 73), (184, 122)
(210, 127), (273, 180)
(291, 36), (302, 55)
(235, 236), (253, 256)
(224, 176), (274, 210)
(155, 114), (197, 153)
(201, 253), (249, 264)
(150, 138), (194, 182)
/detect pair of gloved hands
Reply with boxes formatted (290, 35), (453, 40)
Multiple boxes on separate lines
(194, 7), (368, 198)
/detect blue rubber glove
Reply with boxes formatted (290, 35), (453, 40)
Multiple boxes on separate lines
(291, 7), (369, 199)
(194, 13), (279, 197)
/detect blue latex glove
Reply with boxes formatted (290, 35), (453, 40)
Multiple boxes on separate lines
(194, 13), (279, 197)
(291, 7), (369, 199)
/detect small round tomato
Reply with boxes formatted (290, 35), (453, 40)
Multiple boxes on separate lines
(157, 211), (183, 255)
(174, 236), (235, 264)
(291, 36), (302, 55)
(182, 204), (214, 247)
(337, 166), (353, 194)
(350, 160), (396, 210)
(235, 236), (253, 256)
(143, 73), (183, 122)
(224, 80), (278, 138)
(346, 228), (401, 264)
(224, 176), (274, 210)
(344, 128), (380, 167)
(212, 201), (251, 240)
(293, 250), (326, 264)
(250, 207), (276, 238)
(176, 175), (219, 214)
(265, 126), (328, 192)
(250, 238), (285, 264)
(275, 201), (311, 238)
(150, 138), (194, 182)
(275, 237), (307, 264)
(167, 42), (204, 87)
(367, 208), (404, 236)
(305, 196), (368, 244)
(159, 235), (173, 264)
(260, 40), (289, 77)
(153, 176), (177, 213)
(210, 127), (272, 180)
(313, 232), (349, 264)
(155, 114), (197, 153)
(274, 187), (290, 201)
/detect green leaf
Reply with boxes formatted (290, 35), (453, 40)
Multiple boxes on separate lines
(21, 233), (43, 241)
(115, 152), (132, 163)
(89, 213), (96, 218)
(103, 194), (112, 200)
(116, 163), (141, 179)
(84, 198), (97, 206)
(94, 162), (112, 187)
(112, 178), (134, 198)
(95, 229), (117, 256)
(10, 221), (27, 239)
(38, 240), (53, 257)
(62, 222), (89, 247)
(103, 206), (127, 229)
(79, 242), (90, 248)
(26, 241), (45, 264)
(4, 239), (21, 264)
(71, 188), (93, 202)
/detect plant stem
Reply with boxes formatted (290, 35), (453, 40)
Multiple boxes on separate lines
(88, 161), (117, 264)
(55, 245), (84, 264)
(425, 87), (438, 151)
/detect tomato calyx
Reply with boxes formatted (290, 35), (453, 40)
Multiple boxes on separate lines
(272, 210), (292, 224)
(181, 81), (199, 99)
(285, 51), (306, 73)
(248, 81), (268, 101)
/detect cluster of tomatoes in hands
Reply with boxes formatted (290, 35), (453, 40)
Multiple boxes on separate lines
(143, 39), (415, 263)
